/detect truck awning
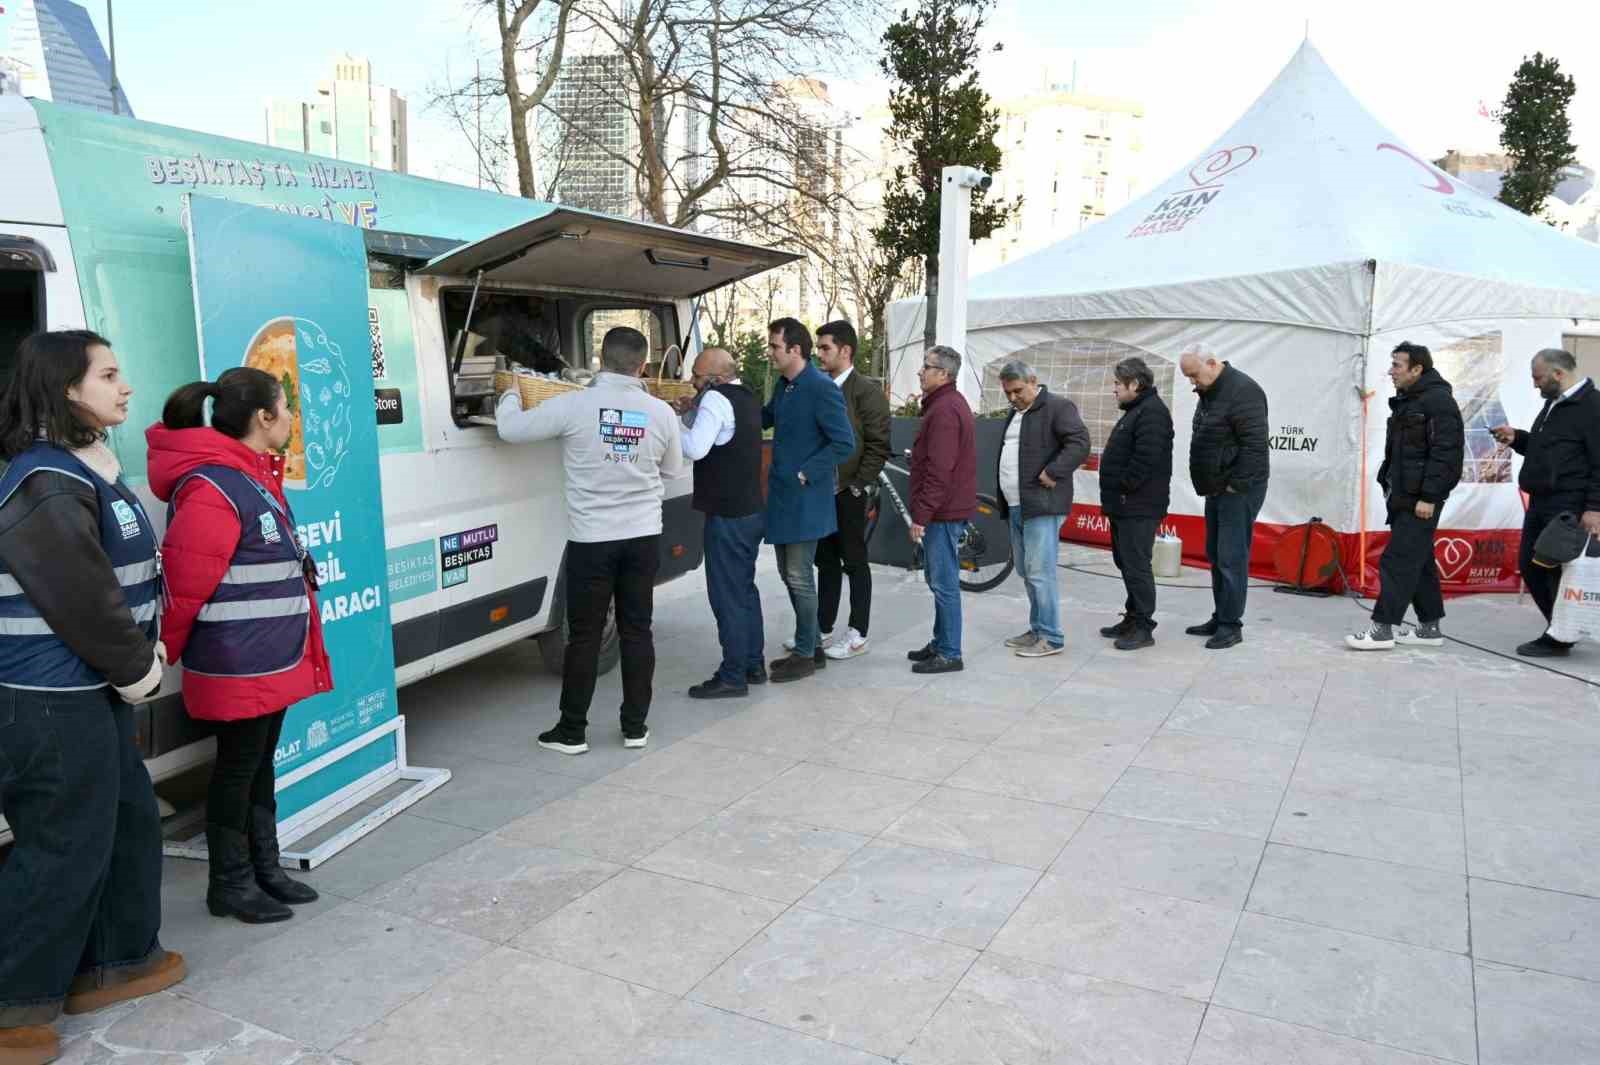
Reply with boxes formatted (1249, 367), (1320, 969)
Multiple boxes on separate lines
(413, 208), (802, 299)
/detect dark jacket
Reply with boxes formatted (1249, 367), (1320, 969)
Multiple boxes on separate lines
(1098, 386), (1175, 519)
(1376, 368), (1464, 510)
(835, 369), (891, 493)
(1512, 378), (1600, 514)
(762, 362), (856, 544)
(994, 386), (1091, 519)
(1188, 362), (1270, 498)
(910, 382), (977, 525)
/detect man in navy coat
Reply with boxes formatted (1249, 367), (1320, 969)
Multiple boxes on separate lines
(763, 317), (856, 682)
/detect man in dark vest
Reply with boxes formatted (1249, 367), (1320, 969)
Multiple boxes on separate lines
(677, 347), (768, 698)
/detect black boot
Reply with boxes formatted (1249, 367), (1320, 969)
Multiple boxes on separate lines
(249, 806), (319, 904)
(207, 824), (293, 923)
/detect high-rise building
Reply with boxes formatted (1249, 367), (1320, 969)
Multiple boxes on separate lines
(2, 0), (132, 115)
(265, 54), (408, 173)
(540, 52), (635, 215)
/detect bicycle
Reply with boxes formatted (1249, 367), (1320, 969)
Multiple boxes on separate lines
(863, 452), (1014, 592)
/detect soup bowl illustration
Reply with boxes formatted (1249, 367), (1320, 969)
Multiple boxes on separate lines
(243, 316), (353, 492)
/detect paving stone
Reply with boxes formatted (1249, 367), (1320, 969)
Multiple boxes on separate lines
(880, 786), (1087, 869)
(690, 705), (856, 759)
(1304, 717), (1461, 770)
(1040, 680), (1184, 724)
(807, 727), (985, 784)
(405, 757), (585, 831)
(605, 741), (796, 805)
(1289, 748), (1463, 814)
(1247, 844), (1468, 953)
(637, 811), (868, 902)
(1163, 697), (1312, 746)
(1475, 960), (1600, 1065)
(1271, 792), (1466, 874)
(1459, 731), (1600, 828)
(1186, 668), (1327, 707)
(336, 947), (676, 1065)
(991, 712), (1155, 765)
(889, 694), (1029, 743)
(1466, 816), (1600, 898)
(1192, 1006), (1462, 1065)
(728, 763), (931, 835)
(623, 1001), (890, 1064)
(1133, 731), (1299, 787)
(691, 909), (976, 1059)
(204, 1035), (306, 1065)
(988, 873), (1239, 999)
(296, 814), (481, 901)
(1099, 767), (1284, 839)
(1213, 913), (1477, 1064)
(945, 748), (1125, 808)
(494, 781), (720, 863)
(159, 858), (351, 979)
(1052, 812), (1264, 908)
(100, 995), (243, 1053)
(1469, 878), (1600, 981)
(904, 952), (1206, 1065)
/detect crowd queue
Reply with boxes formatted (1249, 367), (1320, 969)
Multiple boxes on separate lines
(1, 322), (1596, 1064)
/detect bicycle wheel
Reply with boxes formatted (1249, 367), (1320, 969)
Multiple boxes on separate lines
(957, 495), (1015, 592)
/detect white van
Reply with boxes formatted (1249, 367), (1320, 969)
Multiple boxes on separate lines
(0, 96), (796, 785)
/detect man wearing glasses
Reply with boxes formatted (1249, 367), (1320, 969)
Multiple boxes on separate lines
(906, 346), (977, 674)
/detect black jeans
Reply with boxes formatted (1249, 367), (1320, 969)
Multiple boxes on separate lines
(1372, 506), (1445, 626)
(208, 710), (286, 832)
(0, 688), (165, 1027)
(559, 536), (659, 734)
(1110, 516), (1159, 629)
(1520, 505), (1568, 626)
(1203, 482), (1268, 632)
(817, 490), (872, 637)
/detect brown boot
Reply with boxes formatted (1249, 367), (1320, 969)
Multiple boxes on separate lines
(0, 1024), (59, 1065)
(63, 951), (186, 1016)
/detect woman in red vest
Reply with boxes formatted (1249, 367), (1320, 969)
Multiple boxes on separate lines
(148, 368), (332, 924)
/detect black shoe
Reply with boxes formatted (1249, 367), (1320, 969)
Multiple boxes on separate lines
(1517, 634), (1573, 658)
(248, 806), (318, 905)
(622, 726), (650, 749)
(538, 726), (589, 755)
(906, 642), (937, 662)
(1205, 629), (1243, 650)
(1185, 620), (1220, 637)
(1099, 614), (1135, 638)
(206, 824), (293, 924)
(813, 647), (827, 670)
(769, 653), (817, 683)
(1115, 629), (1155, 651)
(689, 676), (749, 699)
(912, 654), (964, 675)
(746, 667), (769, 686)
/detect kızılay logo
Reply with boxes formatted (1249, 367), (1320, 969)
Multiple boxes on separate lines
(1127, 145), (1259, 239)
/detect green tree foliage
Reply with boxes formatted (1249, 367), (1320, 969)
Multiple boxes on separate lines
(872, 0), (1019, 349)
(1496, 52), (1578, 217)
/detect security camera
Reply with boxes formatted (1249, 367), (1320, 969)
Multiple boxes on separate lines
(946, 166), (993, 191)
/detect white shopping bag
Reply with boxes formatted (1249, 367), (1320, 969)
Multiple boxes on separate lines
(1547, 536), (1600, 644)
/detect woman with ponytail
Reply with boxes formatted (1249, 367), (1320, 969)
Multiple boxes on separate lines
(147, 367), (331, 925)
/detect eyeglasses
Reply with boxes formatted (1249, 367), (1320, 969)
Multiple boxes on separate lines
(920, 363), (943, 372)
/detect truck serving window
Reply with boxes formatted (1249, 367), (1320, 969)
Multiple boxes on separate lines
(580, 305), (682, 379)
(0, 237), (52, 393)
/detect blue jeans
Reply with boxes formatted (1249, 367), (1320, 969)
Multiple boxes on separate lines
(1008, 511), (1063, 646)
(774, 540), (819, 657)
(923, 521), (964, 660)
(704, 513), (766, 685)
(1203, 482), (1268, 631)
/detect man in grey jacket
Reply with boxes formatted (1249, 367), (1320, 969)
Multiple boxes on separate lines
(496, 327), (685, 754)
(993, 361), (1091, 657)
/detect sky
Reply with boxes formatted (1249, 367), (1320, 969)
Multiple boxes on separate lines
(2, 0), (1596, 196)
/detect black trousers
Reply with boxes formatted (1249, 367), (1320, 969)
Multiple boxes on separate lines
(1372, 506), (1444, 626)
(0, 688), (165, 1027)
(817, 490), (872, 637)
(1110, 516), (1159, 629)
(559, 535), (660, 733)
(208, 710), (286, 832)
(1520, 505), (1565, 624)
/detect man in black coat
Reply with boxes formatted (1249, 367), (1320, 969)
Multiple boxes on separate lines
(1180, 346), (1270, 649)
(1492, 347), (1600, 658)
(1097, 357), (1175, 650)
(1347, 342), (1463, 651)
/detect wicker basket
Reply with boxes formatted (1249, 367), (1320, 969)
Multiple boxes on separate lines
(645, 360), (696, 404)
(496, 370), (581, 409)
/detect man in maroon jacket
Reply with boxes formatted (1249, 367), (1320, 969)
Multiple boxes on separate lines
(906, 345), (977, 674)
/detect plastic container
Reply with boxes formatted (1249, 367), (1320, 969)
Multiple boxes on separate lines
(1153, 534), (1184, 578)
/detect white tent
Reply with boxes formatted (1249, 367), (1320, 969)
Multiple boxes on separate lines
(886, 41), (1600, 594)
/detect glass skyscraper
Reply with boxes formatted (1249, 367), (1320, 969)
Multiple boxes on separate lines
(2, 0), (133, 115)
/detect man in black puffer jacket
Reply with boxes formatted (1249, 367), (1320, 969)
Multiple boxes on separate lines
(1097, 357), (1174, 650)
(1180, 346), (1270, 649)
(1346, 342), (1463, 651)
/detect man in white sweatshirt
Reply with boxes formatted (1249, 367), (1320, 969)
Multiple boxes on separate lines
(496, 326), (685, 754)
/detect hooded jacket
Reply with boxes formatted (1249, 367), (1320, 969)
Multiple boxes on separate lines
(147, 423), (332, 722)
(1376, 367), (1464, 510)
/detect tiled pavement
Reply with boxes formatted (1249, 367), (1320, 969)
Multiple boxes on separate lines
(58, 546), (1600, 1064)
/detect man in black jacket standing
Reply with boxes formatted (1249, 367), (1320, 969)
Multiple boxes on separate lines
(994, 361), (1090, 657)
(1492, 347), (1600, 658)
(1347, 342), (1463, 651)
(1180, 346), (1270, 650)
(1097, 357), (1175, 651)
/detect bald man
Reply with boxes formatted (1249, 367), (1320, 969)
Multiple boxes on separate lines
(679, 347), (768, 697)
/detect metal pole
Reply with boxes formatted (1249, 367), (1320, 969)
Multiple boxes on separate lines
(106, 0), (119, 115)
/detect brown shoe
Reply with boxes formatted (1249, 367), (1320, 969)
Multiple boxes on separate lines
(0, 1024), (59, 1065)
(63, 951), (186, 1016)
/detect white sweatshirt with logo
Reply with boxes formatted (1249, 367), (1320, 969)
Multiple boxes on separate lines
(496, 372), (686, 543)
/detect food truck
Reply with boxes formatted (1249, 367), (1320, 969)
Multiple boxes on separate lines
(0, 96), (798, 847)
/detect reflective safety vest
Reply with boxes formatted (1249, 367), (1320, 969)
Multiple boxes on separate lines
(0, 444), (161, 691)
(174, 465), (311, 678)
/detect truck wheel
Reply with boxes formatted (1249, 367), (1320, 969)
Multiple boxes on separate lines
(537, 602), (621, 677)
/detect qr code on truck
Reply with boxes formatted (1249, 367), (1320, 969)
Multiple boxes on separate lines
(368, 306), (386, 380)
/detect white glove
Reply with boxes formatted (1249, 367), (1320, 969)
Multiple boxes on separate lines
(113, 646), (165, 705)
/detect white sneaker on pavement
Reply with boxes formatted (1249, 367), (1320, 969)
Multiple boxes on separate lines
(1344, 622), (1396, 651)
(785, 631), (833, 653)
(824, 628), (869, 660)
(1394, 622), (1444, 647)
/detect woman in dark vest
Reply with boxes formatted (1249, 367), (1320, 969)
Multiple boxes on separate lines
(0, 331), (185, 1065)
(147, 368), (332, 925)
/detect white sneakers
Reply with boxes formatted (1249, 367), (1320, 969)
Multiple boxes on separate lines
(825, 628), (870, 660)
(1345, 622), (1444, 651)
(1345, 623), (1396, 651)
(784, 631), (833, 653)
